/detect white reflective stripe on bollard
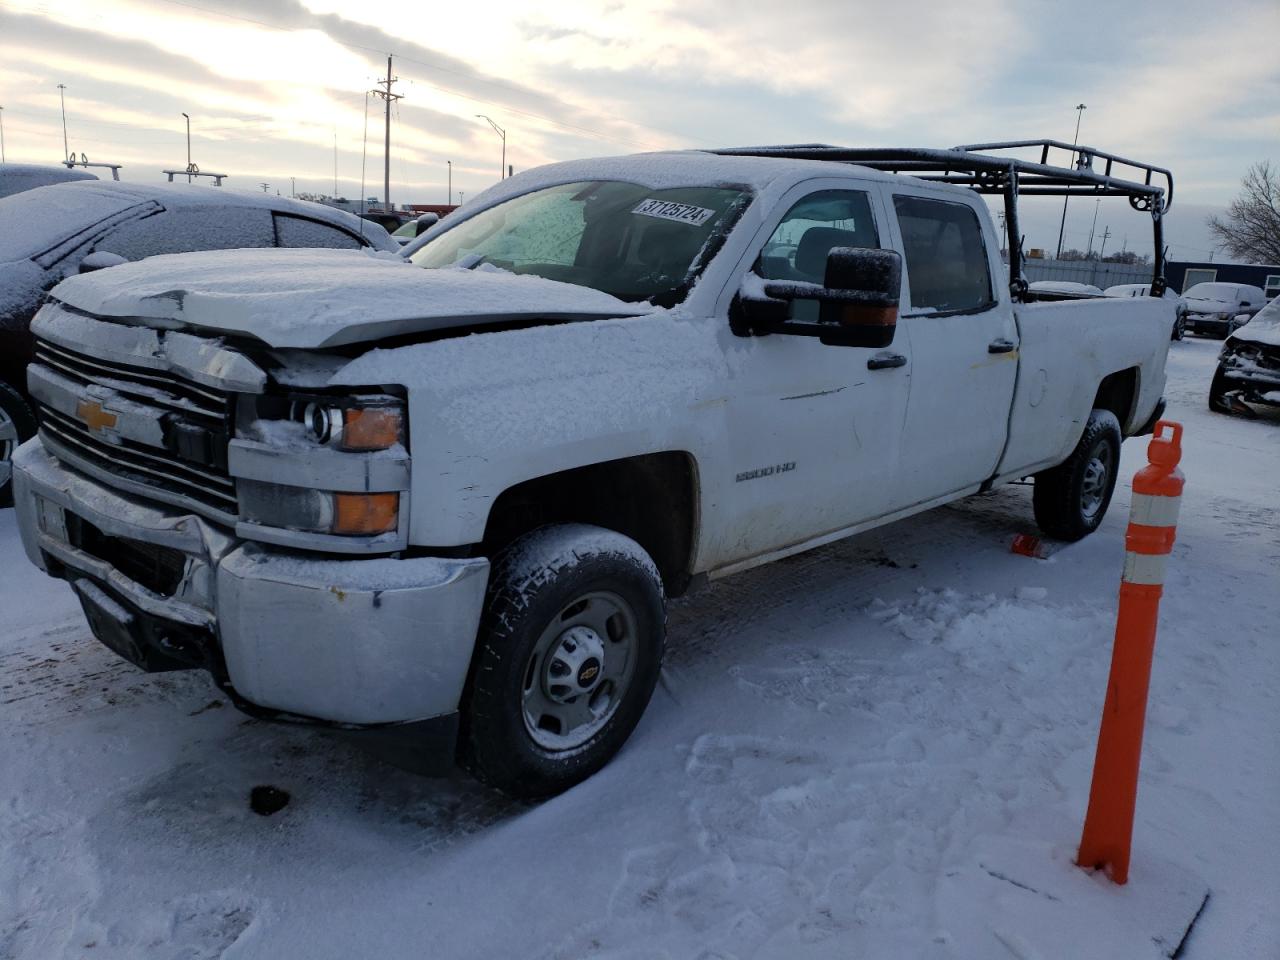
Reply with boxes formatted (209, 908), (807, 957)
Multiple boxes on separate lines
(1128, 493), (1182, 528)
(1121, 551), (1168, 585)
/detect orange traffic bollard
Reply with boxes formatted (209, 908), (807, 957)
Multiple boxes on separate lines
(1076, 420), (1184, 885)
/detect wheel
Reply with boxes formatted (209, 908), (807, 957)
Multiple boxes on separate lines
(1172, 315), (1185, 341)
(1209, 366), (1232, 414)
(1032, 409), (1122, 542)
(0, 381), (38, 507)
(460, 523), (666, 798)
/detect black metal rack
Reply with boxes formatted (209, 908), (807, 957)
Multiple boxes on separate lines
(709, 140), (1174, 299)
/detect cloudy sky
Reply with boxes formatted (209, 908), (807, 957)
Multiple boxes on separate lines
(2, 0), (1277, 259)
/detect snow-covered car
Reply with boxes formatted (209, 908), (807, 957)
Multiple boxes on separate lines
(392, 212), (440, 247)
(1182, 281), (1267, 338)
(1027, 280), (1103, 298)
(10, 142), (1176, 797)
(1103, 282), (1187, 340)
(0, 163), (97, 201)
(1210, 295), (1280, 415)
(0, 181), (396, 501)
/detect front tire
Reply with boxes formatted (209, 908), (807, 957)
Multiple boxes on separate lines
(0, 381), (37, 507)
(1032, 409), (1122, 542)
(1209, 366), (1232, 414)
(460, 524), (666, 798)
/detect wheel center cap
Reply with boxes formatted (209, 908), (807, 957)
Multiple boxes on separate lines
(546, 625), (607, 702)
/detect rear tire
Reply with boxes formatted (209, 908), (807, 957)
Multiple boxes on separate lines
(1032, 409), (1122, 542)
(459, 524), (666, 798)
(0, 381), (37, 507)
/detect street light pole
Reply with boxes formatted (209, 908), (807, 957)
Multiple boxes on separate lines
(1055, 102), (1087, 259)
(57, 83), (69, 161)
(0, 106), (6, 164)
(182, 112), (191, 182)
(1087, 197), (1101, 257)
(476, 115), (506, 180)
(447, 160), (452, 205)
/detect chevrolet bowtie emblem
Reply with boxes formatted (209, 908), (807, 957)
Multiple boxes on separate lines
(75, 399), (118, 433)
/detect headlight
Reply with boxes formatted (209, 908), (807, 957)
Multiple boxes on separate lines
(235, 391), (406, 537)
(288, 397), (404, 451)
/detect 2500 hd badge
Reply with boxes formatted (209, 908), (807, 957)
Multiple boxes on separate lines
(736, 462), (797, 483)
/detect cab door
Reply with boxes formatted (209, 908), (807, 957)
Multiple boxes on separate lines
(881, 188), (1017, 506)
(700, 179), (913, 571)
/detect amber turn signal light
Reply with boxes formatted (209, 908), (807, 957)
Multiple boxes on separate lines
(333, 492), (399, 535)
(341, 407), (403, 451)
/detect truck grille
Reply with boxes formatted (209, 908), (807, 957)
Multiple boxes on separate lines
(32, 338), (238, 519)
(66, 514), (188, 597)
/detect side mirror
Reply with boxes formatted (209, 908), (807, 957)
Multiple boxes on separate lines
(731, 246), (902, 348)
(416, 212), (440, 234)
(79, 251), (128, 274)
(817, 247), (901, 347)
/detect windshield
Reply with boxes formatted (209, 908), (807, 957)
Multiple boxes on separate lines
(1184, 282), (1240, 302)
(392, 221), (417, 238)
(408, 180), (751, 305)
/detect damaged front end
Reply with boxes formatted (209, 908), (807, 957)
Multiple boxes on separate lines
(1212, 339), (1280, 414)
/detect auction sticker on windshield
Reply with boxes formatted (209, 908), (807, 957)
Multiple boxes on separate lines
(632, 199), (715, 226)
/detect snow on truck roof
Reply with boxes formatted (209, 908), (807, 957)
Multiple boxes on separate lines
(0, 179), (394, 262)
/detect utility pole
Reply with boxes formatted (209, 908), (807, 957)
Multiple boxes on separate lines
(1099, 226), (1111, 260)
(1055, 103), (1087, 259)
(182, 112), (191, 182)
(259, 182), (270, 193)
(0, 105), (6, 163)
(476, 114), (506, 180)
(57, 83), (69, 161)
(370, 55), (402, 213)
(447, 160), (452, 205)
(333, 130), (338, 196)
(1087, 198), (1100, 257)
(458, 191), (464, 205)
(291, 176), (296, 198)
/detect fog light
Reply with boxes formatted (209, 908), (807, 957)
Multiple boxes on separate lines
(333, 492), (399, 535)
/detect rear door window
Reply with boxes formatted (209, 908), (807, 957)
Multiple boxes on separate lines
(893, 195), (994, 314)
(273, 214), (363, 249)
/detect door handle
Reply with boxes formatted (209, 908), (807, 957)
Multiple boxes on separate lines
(988, 338), (1017, 354)
(867, 352), (907, 370)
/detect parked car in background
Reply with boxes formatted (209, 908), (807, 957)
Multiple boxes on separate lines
(392, 212), (440, 247)
(1027, 280), (1103, 297)
(0, 180), (396, 501)
(1103, 282), (1187, 340)
(1182, 281), (1267, 338)
(1210, 295), (1280, 416)
(0, 163), (98, 200)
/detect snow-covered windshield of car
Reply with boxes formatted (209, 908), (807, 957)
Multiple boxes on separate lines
(1184, 282), (1241, 302)
(408, 180), (751, 306)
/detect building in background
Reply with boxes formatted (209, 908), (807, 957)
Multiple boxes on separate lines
(1166, 261), (1280, 299)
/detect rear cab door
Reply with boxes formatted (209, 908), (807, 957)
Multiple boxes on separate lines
(879, 185), (1017, 506)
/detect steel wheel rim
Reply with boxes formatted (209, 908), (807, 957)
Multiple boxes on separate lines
(0, 405), (17, 489)
(1081, 442), (1112, 519)
(521, 590), (639, 752)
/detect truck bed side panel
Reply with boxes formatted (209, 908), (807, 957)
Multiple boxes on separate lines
(999, 297), (1171, 478)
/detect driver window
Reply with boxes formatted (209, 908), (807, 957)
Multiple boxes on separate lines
(755, 189), (879, 322)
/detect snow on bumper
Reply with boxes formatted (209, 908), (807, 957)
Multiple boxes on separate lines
(12, 438), (489, 726)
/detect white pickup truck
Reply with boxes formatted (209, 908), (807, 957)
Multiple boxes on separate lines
(12, 141), (1175, 797)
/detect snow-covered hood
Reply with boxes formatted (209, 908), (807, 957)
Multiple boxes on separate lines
(48, 247), (653, 349)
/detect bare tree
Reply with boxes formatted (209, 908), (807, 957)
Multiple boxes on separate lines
(1207, 162), (1280, 264)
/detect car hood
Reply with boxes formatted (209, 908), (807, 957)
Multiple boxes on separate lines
(1184, 297), (1233, 314)
(1229, 319), (1280, 348)
(48, 247), (654, 349)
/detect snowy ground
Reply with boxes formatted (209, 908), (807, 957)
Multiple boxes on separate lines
(1, 336), (1277, 959)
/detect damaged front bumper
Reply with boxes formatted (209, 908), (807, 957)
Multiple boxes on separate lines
(13, 439), (490, 761)
(1219, 345), (1280, 407)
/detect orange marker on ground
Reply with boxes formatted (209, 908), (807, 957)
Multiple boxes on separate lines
(1076, 420), (1184, 885)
